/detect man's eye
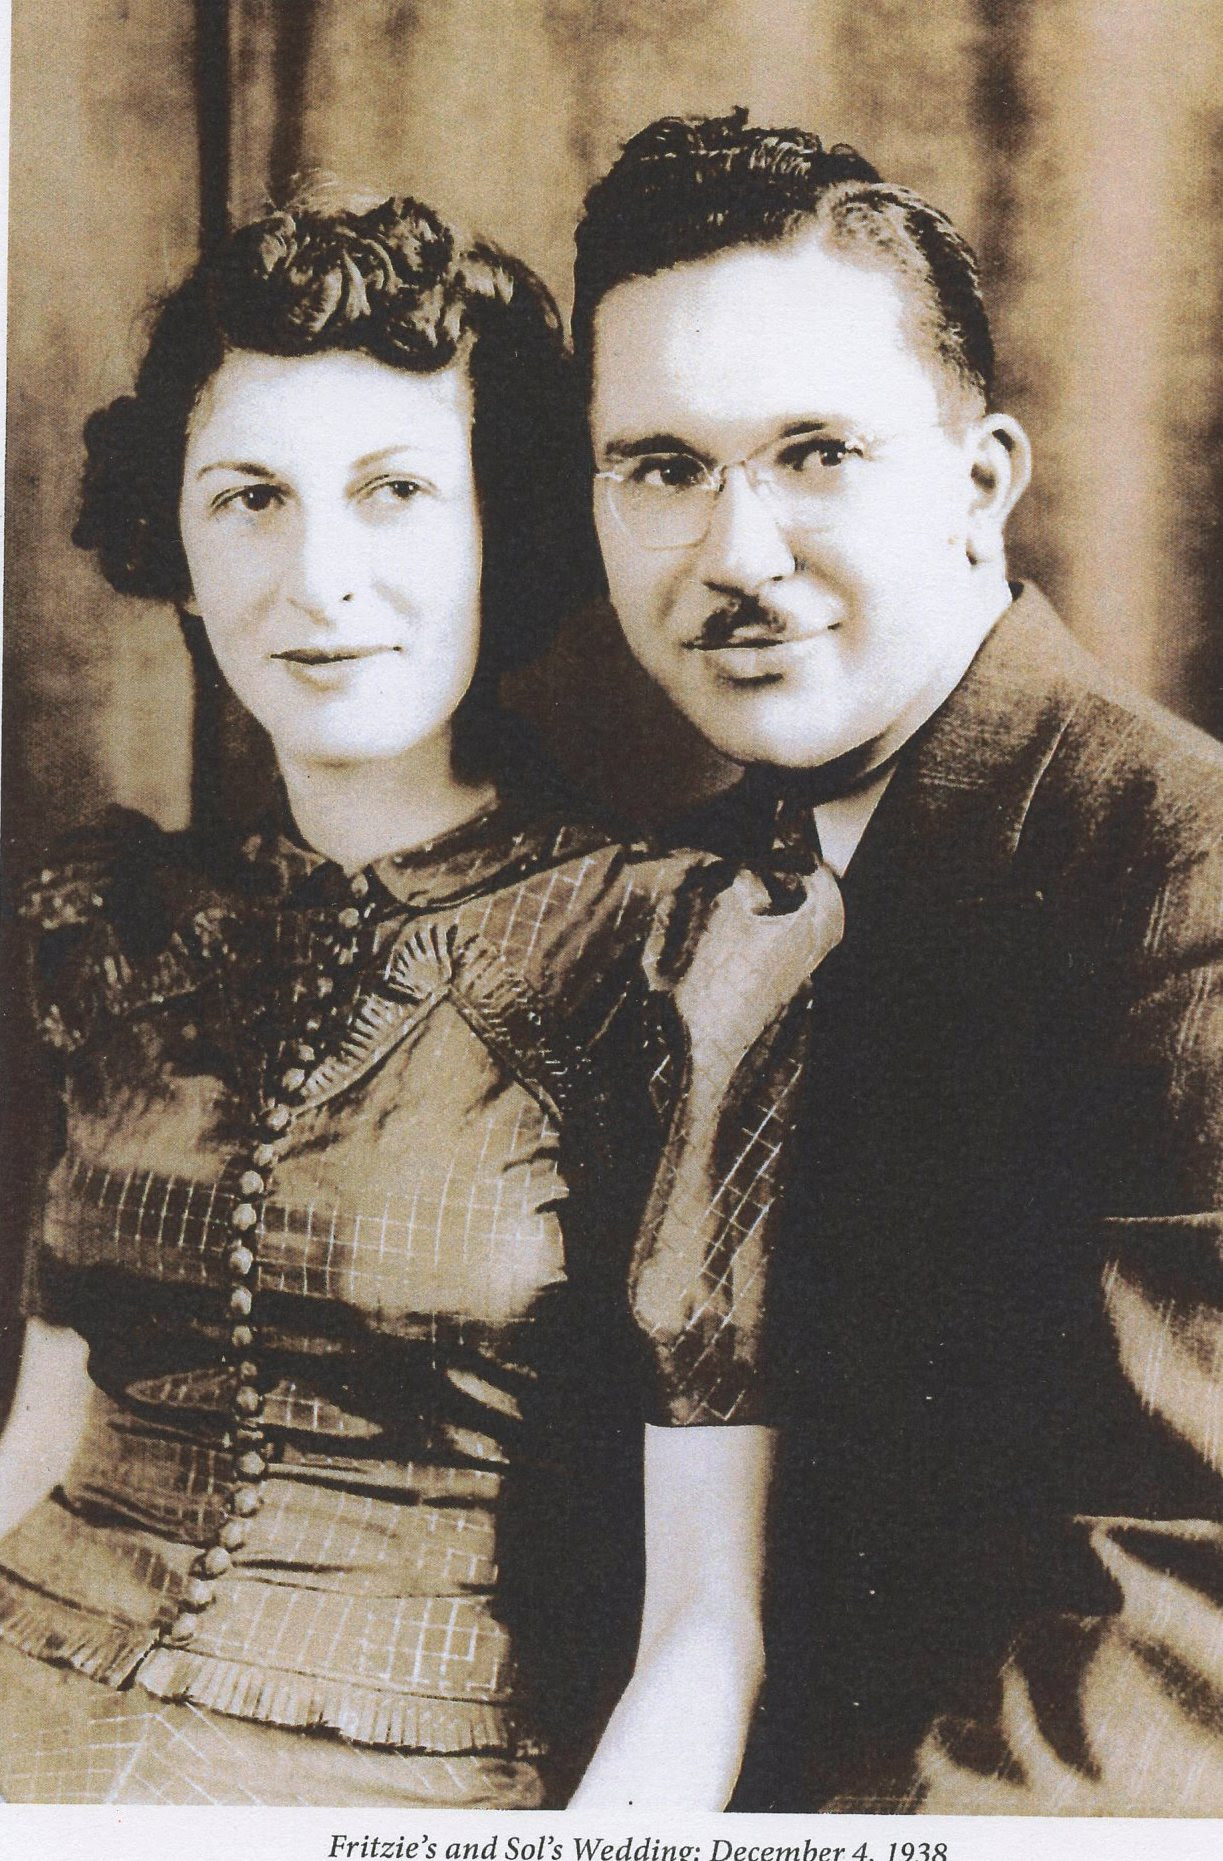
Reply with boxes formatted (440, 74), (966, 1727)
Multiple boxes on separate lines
(629, 455), (708, 493)
(778, 438), (857, 475)
(218, 484), (281, 514)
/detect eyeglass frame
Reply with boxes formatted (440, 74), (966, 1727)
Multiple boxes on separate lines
(592, 427), (868, 553)
(592, 419), (961, 552)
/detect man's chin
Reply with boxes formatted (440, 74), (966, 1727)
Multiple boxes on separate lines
(677, 697), (860, 771)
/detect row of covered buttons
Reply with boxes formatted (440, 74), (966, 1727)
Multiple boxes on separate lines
(164, 867), (377, 1647)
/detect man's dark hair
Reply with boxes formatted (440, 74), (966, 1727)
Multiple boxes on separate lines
(573, 108), (994, 413)
(75, 194), (596, 679)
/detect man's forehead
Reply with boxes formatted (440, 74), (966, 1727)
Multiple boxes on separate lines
(589, 232), (943, 446)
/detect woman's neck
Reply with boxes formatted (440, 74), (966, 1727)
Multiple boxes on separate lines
(277, 733), (498, 871)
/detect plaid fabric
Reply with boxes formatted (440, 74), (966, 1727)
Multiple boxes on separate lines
(3, 790), (817, 1796)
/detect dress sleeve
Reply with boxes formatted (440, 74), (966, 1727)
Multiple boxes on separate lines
(8, 912), (70, 1327)
(628, 863), (843, 1427)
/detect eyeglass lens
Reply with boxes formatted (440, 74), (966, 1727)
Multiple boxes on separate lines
(604, 444), (843, 550)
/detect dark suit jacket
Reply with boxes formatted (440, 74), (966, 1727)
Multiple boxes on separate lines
(690, 584), (1223, 1813)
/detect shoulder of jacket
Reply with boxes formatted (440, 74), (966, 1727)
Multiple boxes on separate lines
(1043, 683), (1223, 873)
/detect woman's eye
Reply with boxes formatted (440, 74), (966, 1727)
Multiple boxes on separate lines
(630, 455), (708, 493)
(218, 483), (281, 515)
(368, 477), (425, 505)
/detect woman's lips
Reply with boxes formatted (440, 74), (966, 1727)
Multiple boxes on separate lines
(273, 645), (397, 663)
(271, 645), (399, 687)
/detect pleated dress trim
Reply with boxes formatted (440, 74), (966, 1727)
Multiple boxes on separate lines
(0, 1577), (156, 1688)
(0, 1578), (543, 1756)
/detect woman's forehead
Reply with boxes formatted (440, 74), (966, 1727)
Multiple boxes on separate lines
(186, 348), (474, 461)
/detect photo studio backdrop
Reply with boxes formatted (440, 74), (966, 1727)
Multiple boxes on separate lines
(3, 0), (1222, 1392)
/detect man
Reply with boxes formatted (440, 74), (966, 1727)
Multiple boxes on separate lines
(572, 110), (1223, 1813)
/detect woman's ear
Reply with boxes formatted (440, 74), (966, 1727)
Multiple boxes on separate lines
(965, 413), (1031, 566)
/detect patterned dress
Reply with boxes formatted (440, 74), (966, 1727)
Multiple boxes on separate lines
(0, 788), (810, 1806)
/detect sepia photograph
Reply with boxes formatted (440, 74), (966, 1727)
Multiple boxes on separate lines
(0, 0), (1221, 1847)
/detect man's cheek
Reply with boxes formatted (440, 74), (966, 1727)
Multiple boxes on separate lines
(616, 570), (670, 646)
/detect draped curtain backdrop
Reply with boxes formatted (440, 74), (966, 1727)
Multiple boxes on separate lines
(3, 0), (1222, 1388)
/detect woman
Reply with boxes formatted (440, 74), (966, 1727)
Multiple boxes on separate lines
(0, 197), (839, 1808)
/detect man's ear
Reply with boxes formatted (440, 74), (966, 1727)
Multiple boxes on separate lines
(964, 413), (1031, 565)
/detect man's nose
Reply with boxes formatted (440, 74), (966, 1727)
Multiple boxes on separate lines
(698, 465), (795, 591)
(284, 508), (360, 618)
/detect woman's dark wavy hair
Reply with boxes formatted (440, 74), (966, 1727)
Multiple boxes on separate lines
(573, 108), (994, 414)
(75, 194), (597, 681)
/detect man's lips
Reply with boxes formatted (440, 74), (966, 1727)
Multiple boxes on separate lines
(680, 620), (839, 685)
(682, 626), (835, 652)
(683, 596), (837, 653)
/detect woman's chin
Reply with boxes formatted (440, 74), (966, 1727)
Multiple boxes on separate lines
(268, 722), (452, 775)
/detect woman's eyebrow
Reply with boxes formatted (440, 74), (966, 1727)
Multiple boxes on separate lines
(193, 459), (276, 480)
(349, 445), (443, 470)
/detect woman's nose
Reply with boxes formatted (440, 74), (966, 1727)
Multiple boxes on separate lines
(283, 507), (360, 617)
(697, 464), (796, 592)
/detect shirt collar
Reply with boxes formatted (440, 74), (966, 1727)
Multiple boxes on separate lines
(813, 767), (896, 878)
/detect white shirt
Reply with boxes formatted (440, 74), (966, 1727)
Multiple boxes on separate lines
(813, 766), (895, 879)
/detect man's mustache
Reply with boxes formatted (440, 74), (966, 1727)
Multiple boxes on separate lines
(686, 595), (791, 650)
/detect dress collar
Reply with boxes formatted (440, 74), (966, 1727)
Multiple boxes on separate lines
(234, 756), (611, 915)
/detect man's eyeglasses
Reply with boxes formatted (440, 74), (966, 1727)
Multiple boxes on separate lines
(594, 430), (862, 551)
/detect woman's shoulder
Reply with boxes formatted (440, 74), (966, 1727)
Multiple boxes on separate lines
(507, 810), (710, 888)
(472, 764), (712, 898)
(17, 809), (240, 1053)
(18, 808), (194, 930)
(468, 723), (716, 909)
(501, 755), (736, 907)
(452, 797), (721, 1013)
(18, 807), (231, 946)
